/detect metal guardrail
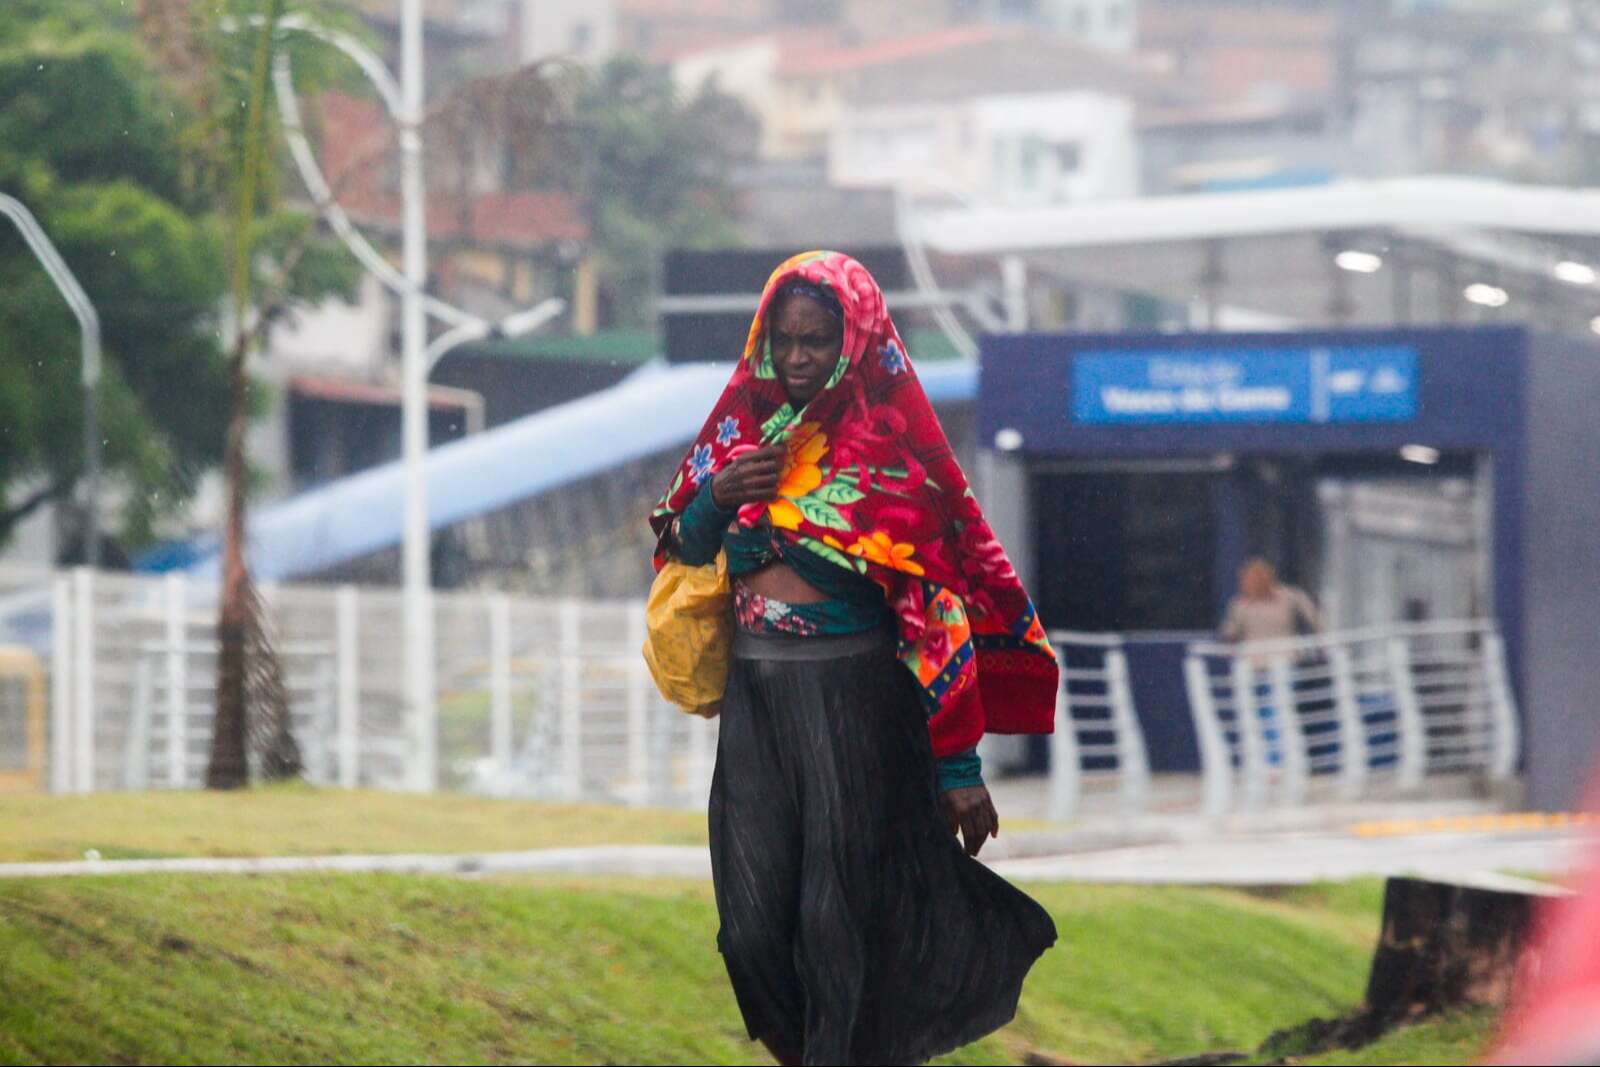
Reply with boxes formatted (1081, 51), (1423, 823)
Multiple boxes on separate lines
(10, 567), (1521, 819)
(1183, 619), (1517, 817)
(40, 569), (719, 805)
(1046, 630), (1149, 821)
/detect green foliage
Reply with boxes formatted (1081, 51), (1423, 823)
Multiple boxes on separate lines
(557, 56), (755, 327)
(0, 5), (227, 547)
(0, 0), (358, 551)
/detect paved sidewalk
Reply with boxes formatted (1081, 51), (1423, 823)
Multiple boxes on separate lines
(988, 827), (1591, 885)
(0, 825), (1590, 885)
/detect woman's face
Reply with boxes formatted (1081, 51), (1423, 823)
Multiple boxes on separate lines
(768, 292), (843, 407)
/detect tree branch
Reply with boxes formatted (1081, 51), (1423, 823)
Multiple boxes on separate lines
(0, 476), (71, 540)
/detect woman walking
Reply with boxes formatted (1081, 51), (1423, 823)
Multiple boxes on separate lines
(651, 251), (1060, 1065)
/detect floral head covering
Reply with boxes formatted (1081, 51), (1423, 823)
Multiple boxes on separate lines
(652, 251), (1057, 754)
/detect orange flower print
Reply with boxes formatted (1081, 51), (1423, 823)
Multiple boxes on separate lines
(767, 422), (829, 530)
(846, 529), (925, 576)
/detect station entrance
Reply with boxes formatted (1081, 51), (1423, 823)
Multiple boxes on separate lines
(1029, 451), (1489, 639)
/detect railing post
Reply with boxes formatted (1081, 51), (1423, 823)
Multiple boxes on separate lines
(1387, 637), (1427, 789)
(412, 586), (438, 793)
(489, 592), (513, 783)
(1481, 630), (1520, 780)
(127, 657), (152, 790)
(71, 567), (94, 793)
(1269, 655), (1308, 805)
(310, 657), (336, 785)
(1327, 644), (1368, 799)
(336, 585), (360, 789)
(1047, 646), (1080, 822)
(1106, 647), (1149, 816)
(50, 575), (73, 794)
(625, 605), (649, 806)
(651, 699), (674, 807)
(688, 712), (713, 809)
(1232, 657), (1268, 810)
(1184, 654), (1232, 818)
(165, 572), (188, 789)
(559, 599), (582, 801)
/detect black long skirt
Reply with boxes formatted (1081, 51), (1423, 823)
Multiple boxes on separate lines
(708, 627), (1059, 1066)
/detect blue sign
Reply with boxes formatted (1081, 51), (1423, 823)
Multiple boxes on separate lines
(1071, 345), (1418, 426)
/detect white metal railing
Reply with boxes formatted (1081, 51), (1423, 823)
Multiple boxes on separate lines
(1183, 619), (1518, 816)
(35, 568), (718, 806)
(1046, 630), (1149, 820)
(0, 566), (1522, 820)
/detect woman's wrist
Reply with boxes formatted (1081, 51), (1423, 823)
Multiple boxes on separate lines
(673, 481), (735, 564)
(935, 747), (983, 793)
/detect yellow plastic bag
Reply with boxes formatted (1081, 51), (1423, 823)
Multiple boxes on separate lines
(642, 551), (732, 718)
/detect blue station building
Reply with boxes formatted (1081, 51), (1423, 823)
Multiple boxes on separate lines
(976, 324), (1600, 811)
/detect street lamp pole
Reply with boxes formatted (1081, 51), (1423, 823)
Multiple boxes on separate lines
(0, 194), (102, 566)
(398, 0), (436, 792)
(423, 299), (567, 372)
(241, 12), (569, 793)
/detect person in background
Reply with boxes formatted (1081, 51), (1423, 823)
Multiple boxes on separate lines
(1220, 558), (1323, 648)
(1219, 558), (1324, 767)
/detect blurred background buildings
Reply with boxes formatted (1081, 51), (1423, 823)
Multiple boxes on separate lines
(7, 0), (1600, 807)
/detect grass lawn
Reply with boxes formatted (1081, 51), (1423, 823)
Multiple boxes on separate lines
(0, 784), (710, 863)
(0, 785), (1056, 864)
(0, 872), (1499, 1065)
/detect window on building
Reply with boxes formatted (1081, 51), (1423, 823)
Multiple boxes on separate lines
(571, 21), (593, 52)
(1054, 141), (1082, 172)
(1019, 135), (1043, 190)
(997, 0), (1038, 20)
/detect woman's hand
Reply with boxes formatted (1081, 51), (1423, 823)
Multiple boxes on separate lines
(941, 784), (999, 857)
(711, 444), (785, 509)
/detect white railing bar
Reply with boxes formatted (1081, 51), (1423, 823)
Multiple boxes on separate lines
(1188, 617), (1497, 659)
(1047, 630), (1124, 648)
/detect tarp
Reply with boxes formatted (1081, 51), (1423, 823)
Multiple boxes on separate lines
(147, 359), (976, 582)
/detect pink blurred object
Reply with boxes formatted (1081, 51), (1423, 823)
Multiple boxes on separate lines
(1488, 787), (1600, 1065)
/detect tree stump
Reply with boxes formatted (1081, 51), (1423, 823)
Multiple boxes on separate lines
(1256, 874), (1568, 1061)
(1364, 875), (1560, 1025)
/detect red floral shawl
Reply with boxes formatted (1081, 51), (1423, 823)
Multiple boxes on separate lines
(651, 250), (1058, 757)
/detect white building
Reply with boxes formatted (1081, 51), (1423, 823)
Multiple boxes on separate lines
(517, 0), (615, 64)
(830, 91), (1139, 206)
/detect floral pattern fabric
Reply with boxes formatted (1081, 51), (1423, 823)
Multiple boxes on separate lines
(651, 250), (1058, 757)
(734, 584), (822, 637)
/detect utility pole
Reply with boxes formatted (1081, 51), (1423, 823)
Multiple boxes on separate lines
(398, 0), (437, 791)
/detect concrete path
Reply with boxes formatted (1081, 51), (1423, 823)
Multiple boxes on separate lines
(987, 827), (1593, 885)
(1, 826), (1591, 885)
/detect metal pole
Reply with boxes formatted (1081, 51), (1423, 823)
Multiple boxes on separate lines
(399, 0), (436, 792)
(0, 195), (101, 565)
(1047, 648), (1080, 823)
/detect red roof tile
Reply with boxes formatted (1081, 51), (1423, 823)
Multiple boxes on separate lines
(778, 24), (999, 76)
(316, 93), (588, 251)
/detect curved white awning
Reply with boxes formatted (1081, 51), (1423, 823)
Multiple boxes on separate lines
(920, 177), (1600, 254)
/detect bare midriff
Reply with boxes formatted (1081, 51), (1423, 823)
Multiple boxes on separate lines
(737, 561), (829, 604)
(728, 519), (829, 604)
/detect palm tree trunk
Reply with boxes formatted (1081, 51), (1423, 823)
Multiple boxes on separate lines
(206, 329), (252, 789)
(205, 0), (285, 790)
